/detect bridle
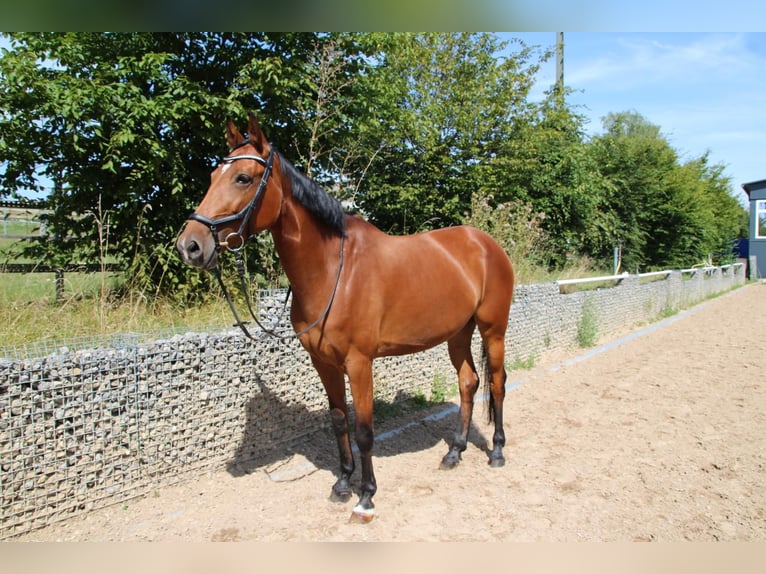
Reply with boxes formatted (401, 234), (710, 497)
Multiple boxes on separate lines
(186, 141), (345, 341)
(187, 140), (274, 255)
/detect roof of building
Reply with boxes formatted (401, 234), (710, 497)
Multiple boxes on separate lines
(742, 179), (766, 197)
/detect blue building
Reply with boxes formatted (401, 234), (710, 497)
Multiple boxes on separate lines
(742, 179), (766, 279)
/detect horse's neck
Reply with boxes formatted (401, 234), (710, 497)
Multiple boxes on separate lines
(270, 199), (343, 304)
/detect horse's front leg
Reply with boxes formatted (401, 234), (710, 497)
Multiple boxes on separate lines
(313, 358), (355, 501)
(345, 354), (377, 523)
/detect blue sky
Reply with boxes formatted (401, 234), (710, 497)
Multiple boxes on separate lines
(503, 1), (763, 32)
(505, 32), (765, 204)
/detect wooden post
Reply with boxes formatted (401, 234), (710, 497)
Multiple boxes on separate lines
(55, 268), (64, 303)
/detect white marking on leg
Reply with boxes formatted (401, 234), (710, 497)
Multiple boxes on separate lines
(352, 503), (375, 517)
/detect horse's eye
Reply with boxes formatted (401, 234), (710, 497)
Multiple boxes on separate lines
(235, 173), (253, 185)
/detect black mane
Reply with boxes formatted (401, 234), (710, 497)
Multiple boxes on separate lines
(278, 152), (346, 236)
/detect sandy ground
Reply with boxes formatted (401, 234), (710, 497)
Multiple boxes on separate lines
(13, 283), (766, 542)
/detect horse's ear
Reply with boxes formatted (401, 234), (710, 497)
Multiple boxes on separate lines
(246, 112), (268, 155)
(225, 119), (245, 150)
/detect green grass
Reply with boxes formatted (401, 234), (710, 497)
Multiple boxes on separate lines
(1, 221), (42, 237)
(576, 296), (599, 348)
(523, 258), (614, 287)
(658, 304), (680, 319)
(3, 233), (736, 353)
(0, 270), (122, 304)
(0, 269), (236, 348)
(0, 229), (203, 346)
(430, 372), (456, 403)
(1, 236), (33, 262)
(508, 354), (536, 370)
(372, 371), (459, 423)
(0, 258), (614, 351)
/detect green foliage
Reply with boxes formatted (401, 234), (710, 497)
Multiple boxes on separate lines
(659, 303), (680, 319)
(357, 33), (548, 233)
(585, 112), (747, 272)
(0, 32), (382, 301)
(463, 190), (551, 283)
(1, 33), (261, 297)
(371, 371), (456, 423)
(430, 372), (455, 404)
(508, 355), (536, 370)
(481, 96), (618, 267)
(576, 296), (599, 348)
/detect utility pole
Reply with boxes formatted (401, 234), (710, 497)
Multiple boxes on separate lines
(555, 32), (564, 105)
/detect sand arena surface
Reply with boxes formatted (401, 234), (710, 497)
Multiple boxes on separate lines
(15, 284), (766, 542)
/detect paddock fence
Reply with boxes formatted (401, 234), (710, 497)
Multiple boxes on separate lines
(0, 263), (746, 538)
(1, 263), (123, 303)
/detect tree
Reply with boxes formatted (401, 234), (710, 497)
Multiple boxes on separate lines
(0, 32), (386, 299)
(272, 33), (398, 206)
(587, 111), (680, 271)
(587, 111), (747, 270)
(661, 154), (748, 267)
(1, 33), (262, 297)
(356, 33), (547, 234)
(5, 32), (741, 302)
(479, 94), (617, 267)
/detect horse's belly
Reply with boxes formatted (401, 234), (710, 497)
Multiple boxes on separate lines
(373, 295), (475, 357)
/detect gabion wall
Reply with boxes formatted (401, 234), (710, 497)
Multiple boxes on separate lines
(0, 266), (745, 538)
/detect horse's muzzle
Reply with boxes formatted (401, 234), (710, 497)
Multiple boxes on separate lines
(176, 231), (218, 270)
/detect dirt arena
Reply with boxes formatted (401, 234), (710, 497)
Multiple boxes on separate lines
(14, 283), (766, 542)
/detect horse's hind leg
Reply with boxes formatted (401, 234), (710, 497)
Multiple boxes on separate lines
(440, 319), (479, 470)
(480, 329), (508, 468)
(313, 358), (355, 501)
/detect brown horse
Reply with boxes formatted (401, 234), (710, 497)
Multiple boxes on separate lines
(176, 113), (514, 523)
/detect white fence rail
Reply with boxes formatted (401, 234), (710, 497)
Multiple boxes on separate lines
(555, 263), (744, 289)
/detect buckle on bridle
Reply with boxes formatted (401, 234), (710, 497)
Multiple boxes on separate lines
(221, 231), (245, 252)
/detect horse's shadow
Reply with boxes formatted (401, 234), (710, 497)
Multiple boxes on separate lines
(225, 382), (493, 485)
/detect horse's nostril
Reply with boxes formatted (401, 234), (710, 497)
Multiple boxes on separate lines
(188, 240), (200, 254)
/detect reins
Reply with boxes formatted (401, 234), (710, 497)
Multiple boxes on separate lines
(213, 235), (344, 340)
(188, 144), (345, 341)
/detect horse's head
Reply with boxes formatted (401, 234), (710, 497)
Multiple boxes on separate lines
(176, 113), (283, 270)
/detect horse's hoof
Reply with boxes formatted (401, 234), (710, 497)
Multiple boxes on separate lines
(488, 456), (505, 468)
(330, 490), (352, 503)
(349, 504), (375, 524)
(440, 452), (461, 470)
(330, 478), (353, 502)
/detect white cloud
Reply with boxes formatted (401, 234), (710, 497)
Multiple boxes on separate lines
(567, 33), (759, 91)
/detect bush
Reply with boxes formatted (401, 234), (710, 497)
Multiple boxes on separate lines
(463, 190), (551, 284)
(576, 296), (598, 348)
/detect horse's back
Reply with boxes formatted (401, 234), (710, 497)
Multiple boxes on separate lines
(348, 217), (513, 301)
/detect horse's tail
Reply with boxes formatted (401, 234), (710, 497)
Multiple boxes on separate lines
(481, 344), (494, 425)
